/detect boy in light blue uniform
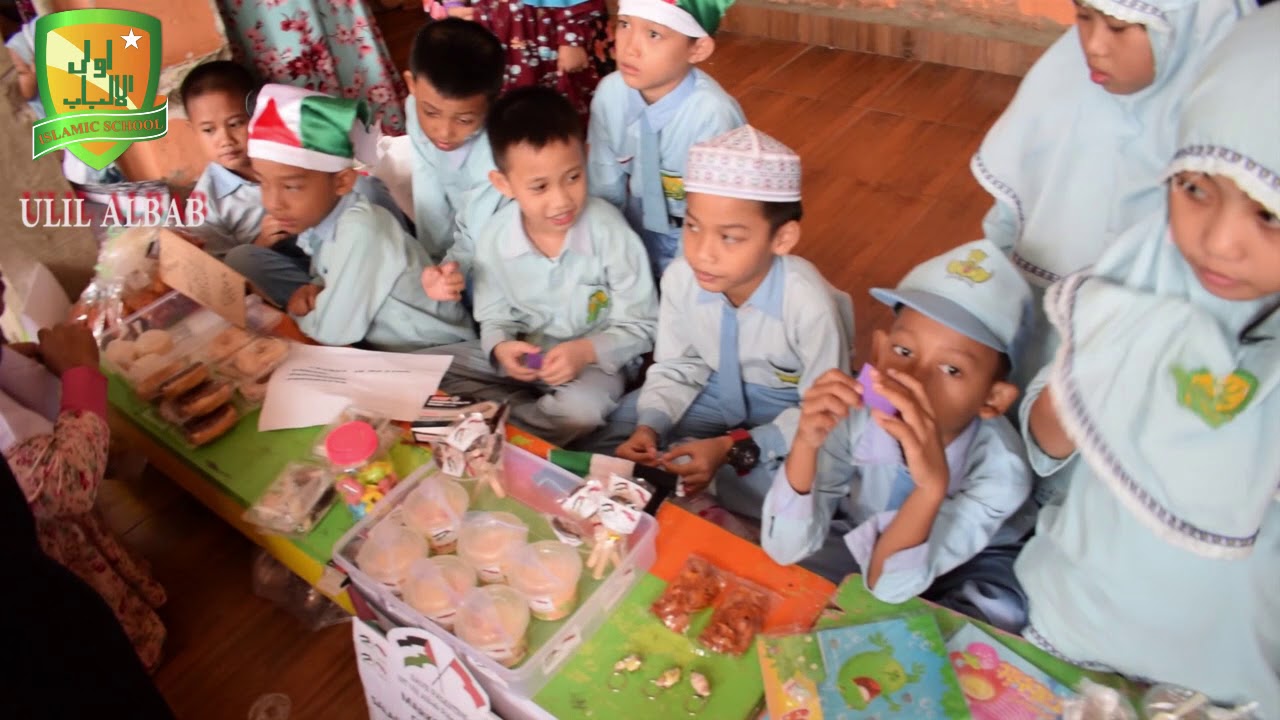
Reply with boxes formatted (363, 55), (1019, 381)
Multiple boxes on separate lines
(591, 126), (855, 521)
(246, 84), (474, 352)
(762, 240), (1035, 633)
(406, 20), (512, 303)
(588, 0), (745, 281)
(1019, 8), (1280, 713)
(433, 88), (658, 447)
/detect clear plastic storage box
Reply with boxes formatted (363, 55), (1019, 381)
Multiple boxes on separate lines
(333, 444), (657, 698)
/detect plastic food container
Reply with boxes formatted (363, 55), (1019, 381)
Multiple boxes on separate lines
(354, 520), (427, 587)
(402, 556), (476, 630)
(506, 541), (585, 621)
(456, 585), (531, 668)
(402, 477), (470, 553)
(327, 420), (398, 520)
(457, 511), (529, 584)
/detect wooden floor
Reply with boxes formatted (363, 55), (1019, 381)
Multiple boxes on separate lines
(105, 19), (1019, 719)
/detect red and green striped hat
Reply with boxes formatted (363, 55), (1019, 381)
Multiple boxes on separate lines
(618, 0), (736, 37)
(247, 84), (379, 172)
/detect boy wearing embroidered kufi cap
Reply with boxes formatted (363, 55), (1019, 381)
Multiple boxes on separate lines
(584, 125), (855, 526)
(245, 83), (474, 352)
(586, 0), (746, 282)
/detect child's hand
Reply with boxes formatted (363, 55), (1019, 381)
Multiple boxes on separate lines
(661, 436), (734, 496)
(616, 426), (659, 464)
(493, 340), (542, 382)
(287, 284), (322, 317)
(37, 323), (99, 376)
(539, 338), (596, 386)
(421, 262), (464, 302)
(557, 45), (589, 74)
(870, 369), (948, 498)
(255, 216), (291, 248)
(795, 369), (864, 451)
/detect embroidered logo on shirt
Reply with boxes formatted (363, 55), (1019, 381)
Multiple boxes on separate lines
(1172, 366), (1258, 428)
(586, 289), (610, 323)
(660, 171), (685, 201)
(946, 249), (993, 284)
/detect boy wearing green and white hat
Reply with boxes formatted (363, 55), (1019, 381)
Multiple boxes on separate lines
(587, 0), (745, 282)
(246, 83), (475, 352)
(763, 240), (1037, 633)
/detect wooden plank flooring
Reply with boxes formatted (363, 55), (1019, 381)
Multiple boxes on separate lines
(100, 20), (1019, 718)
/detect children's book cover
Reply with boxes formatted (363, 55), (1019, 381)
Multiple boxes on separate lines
(945, 624), (1074, 720)
(758, 613), (971, 720)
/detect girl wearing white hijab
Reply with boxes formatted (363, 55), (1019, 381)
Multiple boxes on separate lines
(973, 0), (1253, 400)
(1017, 5), (1280, 712)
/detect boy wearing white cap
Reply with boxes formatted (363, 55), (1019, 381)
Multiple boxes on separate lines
(588, 126), (855, 521)
(762, 240), (1036, 633)
(587, 0), (745, 281)
(245, 83), (475, 352)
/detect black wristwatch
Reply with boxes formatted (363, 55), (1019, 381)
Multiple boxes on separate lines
(725, 429), (760, 475)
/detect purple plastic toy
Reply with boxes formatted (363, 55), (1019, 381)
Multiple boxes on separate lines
(524, 351), (544, 370)
(858, 362), (898, 415)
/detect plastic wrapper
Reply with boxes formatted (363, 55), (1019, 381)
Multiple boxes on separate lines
(456, 585), (531, 668)
(250, 550), (348, 633)
(698, 579), (772, 655)
(326, 420), (399, 520)
(401, 476), (470, 553)
(1062, 680), (1138, 720)
(354, 519), (428, 587)
(402, 556), (476, 630)
(70, 225), (169, 341)
(244, 462), (337, 536)
(221, 336), (290, 382)
(650, 555), (725, 633)
(457, 511), (529, 584)
(506, 540), (585, 621)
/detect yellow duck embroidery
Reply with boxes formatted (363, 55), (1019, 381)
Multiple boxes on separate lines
(587, 289), (610, 323)
(1171, 366), (1258, 428)
(946, 249), (993, 284)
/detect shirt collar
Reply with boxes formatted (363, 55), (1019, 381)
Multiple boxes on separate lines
(695, 256), (786, 319)
(298, 192), (358, 257)
(942, 419), (980, 494)
(499, 211), (592, 260)
(206, 163), (254, 200)
(625, 70), (699, 133)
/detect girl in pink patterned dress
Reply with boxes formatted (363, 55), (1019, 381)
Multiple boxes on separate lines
(423, 3), (614, 124)
(1, 282), (166, 671)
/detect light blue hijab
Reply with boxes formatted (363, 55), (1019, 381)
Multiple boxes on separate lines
(1043, 3), (1280, 560)
(974, 0), (1252, 289)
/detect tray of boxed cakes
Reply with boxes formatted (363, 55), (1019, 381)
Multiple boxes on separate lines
(333, 440), (658, 699)
(99, 290), (292, 447)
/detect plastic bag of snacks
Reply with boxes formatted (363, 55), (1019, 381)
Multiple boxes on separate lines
(71, 225), (169, 340)
(243, 462), (337, 536)
(698, 579), (773, 655)
(457, 511), (529, 584)
(456, 585), (531, 668)
(355, 519), (428, 587)
(401, 475), (470, 553)
(650, 555), (725, 633)
(506, 540), (585, 621)
(402, 556), (476, 630)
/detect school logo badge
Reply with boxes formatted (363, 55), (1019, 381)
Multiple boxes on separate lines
(946, 249), (993, 284)
(31, 9), (167, 170)
(586, 289), (610, 324)
(1171, 365), (1258, 428)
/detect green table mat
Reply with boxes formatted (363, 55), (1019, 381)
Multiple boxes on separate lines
(535, 574), (765, 720)
(108, 375), (429, 563)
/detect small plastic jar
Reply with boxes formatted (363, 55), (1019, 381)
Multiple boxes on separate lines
(402, 477), (470, 553)
(327, 421), (397, 520)
(507, 541), (584, 621)
(457, 512), (528, 584)
(355, 521), (428, 587)
(456, 585), (531, 668)
(402, 556), (477, 630)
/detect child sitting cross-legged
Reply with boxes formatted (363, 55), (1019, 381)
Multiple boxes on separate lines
(583, 126), (855, 523)
(246, 83), (475, 352)
(432, 86), (658, 447)
(762, 240), (1036, 634)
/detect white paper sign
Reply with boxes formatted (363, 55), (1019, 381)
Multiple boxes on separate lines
(390, 627), (493, 720)
(353, 621), (408, 720)
(259, 344), (453, 431)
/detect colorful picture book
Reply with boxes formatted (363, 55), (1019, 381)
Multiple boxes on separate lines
(945, 623), (1074, 720)
(758, 613), (971, 720)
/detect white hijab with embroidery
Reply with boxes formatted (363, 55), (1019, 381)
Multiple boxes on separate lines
(974, 0), (1251, 288)
(1045, 3), (1280, 560)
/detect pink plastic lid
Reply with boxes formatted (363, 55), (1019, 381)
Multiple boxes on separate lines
(325, 421), (379, 467)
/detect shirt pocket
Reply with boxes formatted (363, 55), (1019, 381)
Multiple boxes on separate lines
(766, 359), (802, 386)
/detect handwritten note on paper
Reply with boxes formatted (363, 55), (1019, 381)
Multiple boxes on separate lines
(158, 229), (246, 327)
(259, 344), (454, 431)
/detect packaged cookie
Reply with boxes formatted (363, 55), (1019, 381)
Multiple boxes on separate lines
(698, 579), (772, 656)
(244, 462), (337, 536)
(650, 555), (725, 633)
(224, 336), (290, 381)
(157, 378), (236, 424)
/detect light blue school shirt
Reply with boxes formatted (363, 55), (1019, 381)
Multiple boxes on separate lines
(188, 163), (264, 259)
(587, 70), (744, 238)
(636, 255), (855, 462)
(405, 97), (507, 271)
(294, 192), (476, 352)
(472, 197), (658, 373)
(762, 410), (1033, 604)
